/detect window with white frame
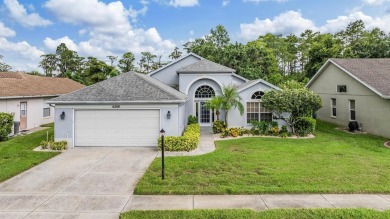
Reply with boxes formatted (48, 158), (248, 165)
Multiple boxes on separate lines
(247, 91), (272, 123)
(20, 102), (27, 116)
(331, 98), (336, 117)
(43, 99), (51, 117)
(195, 85), (215, 98)
(349, 100), (356, 121)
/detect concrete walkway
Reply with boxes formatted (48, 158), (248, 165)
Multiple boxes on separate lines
(157, 127), (215, 157)
(124, 194), (390, 211)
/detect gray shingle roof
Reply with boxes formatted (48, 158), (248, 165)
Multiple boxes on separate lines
(177, 59), (235, 73)
(49, 72), (187, 103)
(330, 58), (390, 97)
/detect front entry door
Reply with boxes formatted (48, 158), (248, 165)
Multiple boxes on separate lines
(199, 101), (211, 126)
(20, 102), (27, 130)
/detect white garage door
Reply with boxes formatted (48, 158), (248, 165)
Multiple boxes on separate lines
(74, 109), (160, 147)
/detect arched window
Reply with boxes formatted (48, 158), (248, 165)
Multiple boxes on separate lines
(195, 85), (215, 98)
(251, 91), (264, 99)
(247, 91), (272, 123)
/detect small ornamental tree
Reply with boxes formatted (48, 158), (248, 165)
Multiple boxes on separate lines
(0, 112), (14, 141)
(261, 87), (322, 134)
(220, 85), (244, 126)
(205, 96), (223, 121)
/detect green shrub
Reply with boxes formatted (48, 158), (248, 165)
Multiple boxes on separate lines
(187, 115), (198, 125)
(228, 128), (241, 137)
(279, 125), (291, 138)
(213, 120), (227, 134)
(269, 126), (279, 136)
(0, 112), (14, 141)
(50, 141), (68, 150)
(40, 140), (49, 149)
(251, 121), (271, 135)
(220, 128), (229, 138)
(40, 139), (67, 150)
(295, 117), (316, 137)
(158, 124), (200, 151)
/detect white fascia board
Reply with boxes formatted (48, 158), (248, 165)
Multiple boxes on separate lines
(0, 95), (58, 100)
(47, 100), (188, 104)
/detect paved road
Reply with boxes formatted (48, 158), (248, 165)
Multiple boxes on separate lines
(0, 147), (158, 219)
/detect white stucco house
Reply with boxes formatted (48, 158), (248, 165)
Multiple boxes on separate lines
(0, 72), (84, 132)
(49, 53), (282, 147)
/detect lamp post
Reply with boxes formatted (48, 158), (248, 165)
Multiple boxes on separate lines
(160, 129), (165, 180)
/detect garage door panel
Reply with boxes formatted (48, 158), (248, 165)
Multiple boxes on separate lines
(75, 109), (160, 147)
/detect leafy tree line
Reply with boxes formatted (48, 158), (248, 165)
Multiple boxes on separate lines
(5, 19), (388, 87)
(39, 43), (183, 85)
(184, 20), (390, 85)
(0, 55), (12, 72)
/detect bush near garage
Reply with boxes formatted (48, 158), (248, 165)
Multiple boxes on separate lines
(0, 112), (14, 141)
(158, 124), (200, 152)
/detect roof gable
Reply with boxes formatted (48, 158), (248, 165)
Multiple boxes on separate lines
(148, 53), (203, 76)
(0, 72), (84, 98)
(49, 72), (187, 103)
(307, 58), (390, 99)
(237, 79), (280, 92)
(177, 59), (235, 73)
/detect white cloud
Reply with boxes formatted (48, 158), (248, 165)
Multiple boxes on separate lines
(43, 0), (175, 61)
(319, 11), (390, 33)
(222, 0), (230, 6)
(3, 0), (52, 27)
(43, 36), (79, 51)
(44, 0), (131, 35)
(239, 11), (315, 40)
(0, 37), (44, 70)
(363, 0), (390, 5)
(168, 0), (198, 7)
(239, 10), (390, 40)
(129, 3), (148, 22)
(0, 21), (16, 37)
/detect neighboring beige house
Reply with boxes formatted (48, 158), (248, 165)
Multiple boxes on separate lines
(0, 72), (84, 131)
(307, 58), (390, 138)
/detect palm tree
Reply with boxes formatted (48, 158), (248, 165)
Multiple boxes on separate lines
(205, 96), (223, 120)
(220, 85), (244, 126)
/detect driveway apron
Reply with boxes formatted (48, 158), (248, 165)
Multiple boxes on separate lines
(0, 147), (158, 219)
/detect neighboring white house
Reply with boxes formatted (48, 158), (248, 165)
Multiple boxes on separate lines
(0, 72), (84, 131)
(49, 53), (283, 147)
(307, 58), (390, 138)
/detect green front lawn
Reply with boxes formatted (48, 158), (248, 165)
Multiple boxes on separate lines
(0, 128), (59, 182)
(121, 209), (390, 219)
(135, 121), (390, 194)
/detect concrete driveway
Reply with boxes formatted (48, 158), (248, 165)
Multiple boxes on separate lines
(0, 147), (158, 219)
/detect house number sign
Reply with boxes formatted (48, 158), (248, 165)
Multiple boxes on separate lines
(112, 105), (120, 108)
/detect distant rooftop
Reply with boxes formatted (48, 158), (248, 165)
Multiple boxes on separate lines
(0, 72), (85, 98)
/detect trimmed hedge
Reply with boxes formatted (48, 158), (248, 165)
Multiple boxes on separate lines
(295, 117), (316, 136)
(0, 112), (14, 141)
(157, 124), (200, 152)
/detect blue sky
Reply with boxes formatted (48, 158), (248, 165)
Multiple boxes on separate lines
(0, 0), (389, 71)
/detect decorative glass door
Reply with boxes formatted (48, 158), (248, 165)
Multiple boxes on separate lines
(199, 101), (211, 125)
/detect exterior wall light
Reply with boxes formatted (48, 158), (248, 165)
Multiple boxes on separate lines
(60, 111), (65, 120)
(167, 111), (171, 119)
